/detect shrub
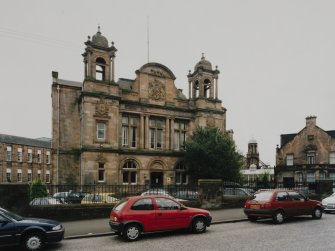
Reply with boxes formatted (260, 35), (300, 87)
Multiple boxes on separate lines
(29, 180), (48, 201)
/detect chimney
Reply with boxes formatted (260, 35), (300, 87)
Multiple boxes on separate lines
(52, 71), (58, 84)
(306, 116), (317, 128)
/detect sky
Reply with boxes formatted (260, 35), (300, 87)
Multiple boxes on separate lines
(1, 0), (334, 166)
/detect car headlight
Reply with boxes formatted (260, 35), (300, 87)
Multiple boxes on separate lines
(52, 224), (62, 231)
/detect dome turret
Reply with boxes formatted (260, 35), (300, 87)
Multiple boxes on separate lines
(194, 53), (212, 71)
(92, 26), (108, 48)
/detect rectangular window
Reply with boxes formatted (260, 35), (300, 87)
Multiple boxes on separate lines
(45, 170), (50, 183)
(98, 163), (105, 182)
(28, 169), (32, 182)
(173, 121), (188, 150)
(46, 151), (51, 164)
(307, 152), (315, 164)
(37, 170), (41, 180)
(17, 169), (22, 182)
(307, 171), (315, 183)
(6, 168), (11, 182)
(121, 115), (137, 148)
(330, 152), (335, 164)
(27, 149), (32, 162)
(18, 147), (23, 162)
(37, 150), (42, 163)
(286, 154), (294, 166)
(97, 122), (106, 140)
(6, 146), (12, 161)
(149, 118), (164, 150)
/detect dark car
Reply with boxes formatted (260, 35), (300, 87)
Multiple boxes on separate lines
(244, 189), (323, 224)
(0, 207), (64, 250)
(109, 195), (212, 241)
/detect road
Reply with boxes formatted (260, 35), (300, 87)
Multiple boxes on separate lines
(44, 214), (335, 250)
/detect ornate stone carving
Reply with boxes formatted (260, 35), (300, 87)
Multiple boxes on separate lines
(206, 116), (215, 127)
(95, 98), (109, 117)
(148, 79), (165, 101)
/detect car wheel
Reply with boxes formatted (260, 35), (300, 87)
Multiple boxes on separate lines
(272, 210), (285, 224)
(123, 224), (141, 241)
(312, 207), (323, 219)
(192, 217), (207, 233)
(248, 216), (258, 222)
(22, 232), (44, 251)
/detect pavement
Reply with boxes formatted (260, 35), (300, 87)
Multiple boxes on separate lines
(63, 207), (247, 239)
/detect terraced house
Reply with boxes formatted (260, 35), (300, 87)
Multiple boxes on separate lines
(0, 134), (52, 184)
(51, 28), (228, 186)
(275, 116), (335, 186)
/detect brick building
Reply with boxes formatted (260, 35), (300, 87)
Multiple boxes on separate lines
(51, 28), (228, 186)
(0, 134), (52, 184)
(275, 116), (335, 186)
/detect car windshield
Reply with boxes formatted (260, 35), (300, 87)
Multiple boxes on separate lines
(0, 208), (23, 221)
(252, 191), (273, 202)
(113, 199), (128, 211)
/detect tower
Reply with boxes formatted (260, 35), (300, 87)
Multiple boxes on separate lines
(187, 53), (220, 100)
(247, 138), (259, 169)
(82, 26), (117, 82)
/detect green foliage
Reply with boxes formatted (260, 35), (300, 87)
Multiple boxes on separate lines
(29, 179), (48, 201)
(183, 127), (243, 183)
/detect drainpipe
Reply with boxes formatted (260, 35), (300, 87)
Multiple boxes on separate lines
(57, 84), (60, 186)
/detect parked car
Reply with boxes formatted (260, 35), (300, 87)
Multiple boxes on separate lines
(29, 197), (62, 206)
(223, 188), (253, 197)
(322, 192), (335, 213)
(109, 195), (212, 241)
(244, 189), (323, 224)
(53, 192), (70, 203)
(0, 207), (64, 251)
(173, 190), (199, 201)
(81, 193), (119, 204)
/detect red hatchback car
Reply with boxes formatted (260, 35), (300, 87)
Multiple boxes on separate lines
(109, 195), (212, 241)
(244, 189), (323, 224)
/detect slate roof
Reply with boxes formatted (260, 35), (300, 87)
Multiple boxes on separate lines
(57, 79), (82, 88)
(0, 134), (51, 148)
(280, 130), (335, 148)
(117, 78), (135, 91)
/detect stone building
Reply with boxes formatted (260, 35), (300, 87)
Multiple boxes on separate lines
(241, 138), (274, 184)
(51, 28), (228, 186)
(0, 134), (52, 184)
(275, 116), (335, 186)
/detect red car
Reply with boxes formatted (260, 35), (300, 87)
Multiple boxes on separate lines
(244, 189), (323, 224)
(109, 195), (212, 241)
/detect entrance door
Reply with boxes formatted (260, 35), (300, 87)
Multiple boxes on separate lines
(150, 172), (163, 187)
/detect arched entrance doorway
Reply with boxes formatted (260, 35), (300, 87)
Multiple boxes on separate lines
(150, 172), (163, 187)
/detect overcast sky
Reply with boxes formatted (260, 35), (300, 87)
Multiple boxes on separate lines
(1, 0), (334, 166)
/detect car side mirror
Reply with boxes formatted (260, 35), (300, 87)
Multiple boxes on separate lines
(0, 219), (9, 224)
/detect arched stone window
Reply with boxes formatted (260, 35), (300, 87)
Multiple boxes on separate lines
(204, 79), (211, 98)
(123, 160), (137, 184)
(96, 57), (106, 81)
(194, 80), (199, 98)
(175, 162), (188, 185)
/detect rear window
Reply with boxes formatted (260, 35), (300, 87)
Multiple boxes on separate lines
(252, 191), (273, 202)
(113, 199), (128, 211)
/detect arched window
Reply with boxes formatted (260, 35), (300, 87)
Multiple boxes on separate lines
(96, 57), (106, 81)
(204, 79), (211, 98)
(194, 80), (199, 98)
(175, 162), (188, 185)
(123, 160), (137, 184)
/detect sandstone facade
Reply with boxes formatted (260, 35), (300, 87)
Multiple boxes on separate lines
(51, 28), (227, 186)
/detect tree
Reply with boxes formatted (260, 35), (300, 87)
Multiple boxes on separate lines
(29, 179), (48, 201)
(183, 127), (243, 183)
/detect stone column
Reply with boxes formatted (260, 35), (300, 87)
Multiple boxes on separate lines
(165, 118), (170, 150)
(171, 118), (175, 150)
(215, 77), (218, 99)
(188, 81), (192, 99)
(145, 115), (149, 149)
(140, 114), (144, 149)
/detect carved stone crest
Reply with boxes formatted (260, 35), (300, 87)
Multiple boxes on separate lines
(206, 116), (215, 127)
(148, 79), (165, 101)
(95, 99), (109, 117)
